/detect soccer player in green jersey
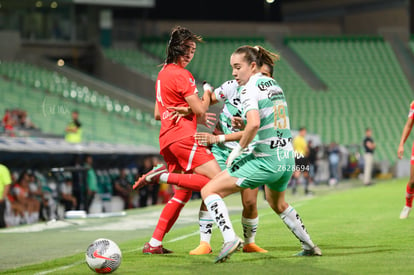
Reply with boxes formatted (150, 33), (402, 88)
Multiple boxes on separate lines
(200, 45), (322, 263)
(189, 67), (273, 255)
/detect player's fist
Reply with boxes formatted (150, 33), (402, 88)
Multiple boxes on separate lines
(203, 81), (213, 93)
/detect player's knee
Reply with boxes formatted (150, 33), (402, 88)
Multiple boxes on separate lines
(242, 198), (257, 211)
(200, 186), (213, 200)
(408, 174), (414, 186)
(273, 203), (288, 215)
(267, 198), (288, 214)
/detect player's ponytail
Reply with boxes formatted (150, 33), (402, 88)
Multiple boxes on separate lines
(254, 45), (280, 68)
(233, 45), (279, 70)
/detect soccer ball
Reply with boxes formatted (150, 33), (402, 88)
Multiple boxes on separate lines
(85, 238), (122, 273)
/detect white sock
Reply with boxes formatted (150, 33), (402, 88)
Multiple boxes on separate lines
(149, 238), (162, 247)
(14, 215), (21, 226)
(31, 212), (39, 223)
(159, 173), (169, 184)
(279, 205), (315, 250)
(24, 212), (29, 224)
(242, 216), (258, 244)
(204, 194), (235, 243)
(199, 210), (213, 243)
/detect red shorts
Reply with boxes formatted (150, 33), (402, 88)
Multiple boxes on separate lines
(161, 136), (215, 173)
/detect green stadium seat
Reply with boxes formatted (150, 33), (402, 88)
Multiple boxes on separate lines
(0, 62), (158, 147)
(286, 36), (412, 162)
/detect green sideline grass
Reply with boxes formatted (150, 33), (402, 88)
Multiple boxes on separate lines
(2, 179), (414, 275)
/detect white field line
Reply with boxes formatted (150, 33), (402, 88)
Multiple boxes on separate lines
(33, 260), (85, 275)
(34, 200), (308, 274)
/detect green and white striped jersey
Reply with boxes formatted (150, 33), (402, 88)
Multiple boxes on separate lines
(213, 79), (255, 152)
(240, 73), (293, 157)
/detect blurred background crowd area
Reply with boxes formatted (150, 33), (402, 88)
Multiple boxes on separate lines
(3, 154), (176, 227)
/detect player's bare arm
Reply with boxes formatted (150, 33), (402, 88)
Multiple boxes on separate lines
(238, 109), (260, 148)
(154, 101), (161, 120)
(195, 131), (243, 146)
(398, 117), (414, 159)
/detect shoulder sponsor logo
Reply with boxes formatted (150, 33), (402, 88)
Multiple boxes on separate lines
(268, 87), (283, 101)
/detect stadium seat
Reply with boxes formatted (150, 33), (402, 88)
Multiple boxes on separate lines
(286, 36), (412, 162)
(0, 62), (159, 147)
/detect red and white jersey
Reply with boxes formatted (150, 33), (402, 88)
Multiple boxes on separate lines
(156, 63), (199, 150)
(408, 101), (414, 119)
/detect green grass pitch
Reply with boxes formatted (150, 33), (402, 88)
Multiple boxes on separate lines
(1, 178), (413, 274)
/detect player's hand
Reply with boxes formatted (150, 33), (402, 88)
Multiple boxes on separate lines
(195, 132), (215, 146)
(167, 106), (192, 123)
(203, 81), (213, 94)
(397, 145), (404, 159)
(231, 117), (245, 130)
(226, 144), (243, 168)
(198, 112), (216, 128)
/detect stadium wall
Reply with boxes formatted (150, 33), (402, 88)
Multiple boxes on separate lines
(345, 8), (409, 40)
(0, 31), (21, 61)
(282, 0), (409, 37)
(141, 20), (342, 38)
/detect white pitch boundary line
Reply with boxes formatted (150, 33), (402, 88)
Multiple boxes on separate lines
(33, 260), (85, 275)
(34, 200), (309, 274)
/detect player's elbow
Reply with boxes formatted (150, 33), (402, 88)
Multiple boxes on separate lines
(246, 122), (260, 134)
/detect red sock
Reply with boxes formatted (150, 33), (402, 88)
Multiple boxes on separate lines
(406, 184), (414, 208)
(167, 173), (210, 191)
(152, 189), (192, 241)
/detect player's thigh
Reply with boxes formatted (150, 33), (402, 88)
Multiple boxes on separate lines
(163, 137), (216, 173)
(194, 159), (221, 179)
(201, 170), (240, 198)
(228, 155), (279, 190)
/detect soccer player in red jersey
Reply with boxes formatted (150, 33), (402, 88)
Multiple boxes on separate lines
(139, 26), (221, 254)
(398, 101), (414, 219)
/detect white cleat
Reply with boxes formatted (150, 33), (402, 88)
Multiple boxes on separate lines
(295, 245), (322, 256)
(399, 206), (411, 219)
(215, 237), (243, 263)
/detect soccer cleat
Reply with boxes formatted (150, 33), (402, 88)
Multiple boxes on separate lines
(142, 242), (173, 254)
(399, 206), (411, 219)
(133, 164), (167, 190)
(243, 243), (268, 253)
(189, 241), (212, 255)
(295, 245), (322, 256)
(215, 237), (243, 263)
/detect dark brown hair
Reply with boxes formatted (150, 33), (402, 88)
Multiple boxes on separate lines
(165, 26), (203, 64)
